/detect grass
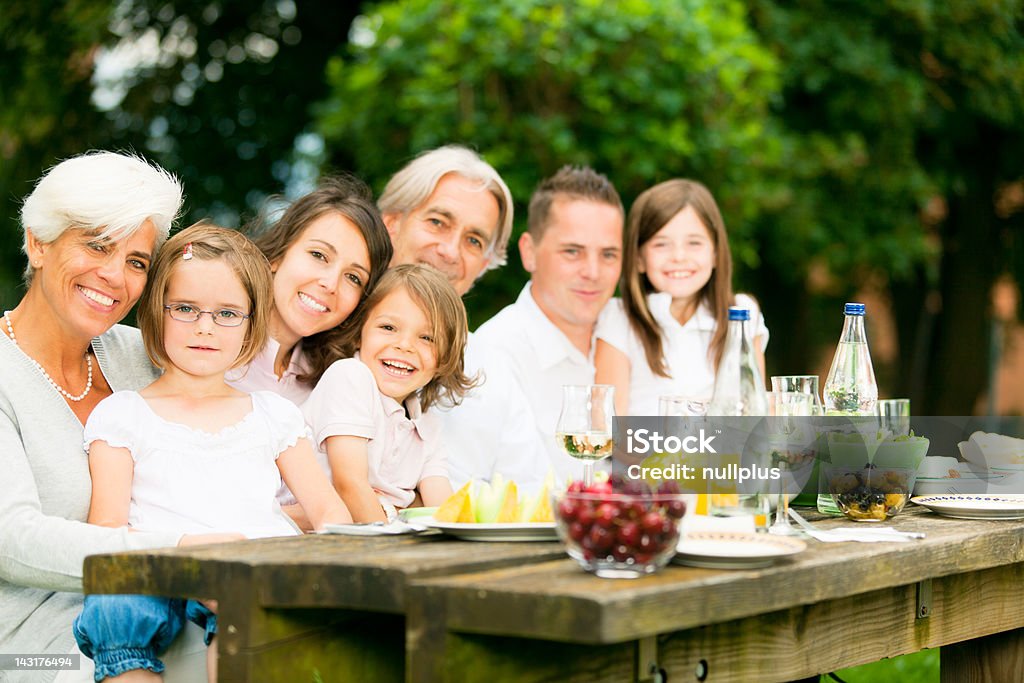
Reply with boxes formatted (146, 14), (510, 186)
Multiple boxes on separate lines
(830, 649), (939, 682)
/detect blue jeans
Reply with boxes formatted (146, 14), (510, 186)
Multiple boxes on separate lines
(73, 595), (216, 681)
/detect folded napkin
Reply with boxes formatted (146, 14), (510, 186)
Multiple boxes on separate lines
(321, 520), (426, 536)
(788, 508), (924, 543)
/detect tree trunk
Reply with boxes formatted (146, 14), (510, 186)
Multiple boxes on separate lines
(922, 124), (1001, 415)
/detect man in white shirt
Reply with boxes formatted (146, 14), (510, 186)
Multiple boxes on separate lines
(468, 166), (625, 482)
(378, 146), (551, 489)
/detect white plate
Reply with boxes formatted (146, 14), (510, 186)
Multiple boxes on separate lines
(913, 474), (1005, 496)
(910, 494), (1024, 520)
(417, 516), (557, 541)
(673, 531), (806, 569)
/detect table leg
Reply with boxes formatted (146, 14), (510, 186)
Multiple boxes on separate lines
(940, 628), (1024, 683)
(215, 567), (404, 680)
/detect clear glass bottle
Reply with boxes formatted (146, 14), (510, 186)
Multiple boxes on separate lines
(818, 302), (879, 514)
(707, 307), (768, 416)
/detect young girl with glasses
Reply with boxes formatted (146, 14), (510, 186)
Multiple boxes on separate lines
(73, 224), (350, 681)
(594, 179), (769, 416)
(303, 264), (476, 523)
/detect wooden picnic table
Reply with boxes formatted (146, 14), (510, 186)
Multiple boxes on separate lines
(84, 507), (1024, 682)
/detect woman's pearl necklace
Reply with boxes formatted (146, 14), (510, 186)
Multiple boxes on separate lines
(3, 310), (93, 402)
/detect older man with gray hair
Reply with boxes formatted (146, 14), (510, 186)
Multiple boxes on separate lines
(378, 145), (513, 296)
(378, 146), (549, 491)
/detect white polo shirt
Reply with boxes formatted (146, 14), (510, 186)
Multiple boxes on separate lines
(596, 292), (770, 416)
(466, 282), (603, 483)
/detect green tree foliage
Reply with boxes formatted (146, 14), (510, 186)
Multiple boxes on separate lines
(102, 0), (362, 224)
(318, 0), (1024, 412)
(316, 0), (784, 323)
(0, 0), (361, 309)
(749, 0), (1024, 413)
(0, 0), (115, 304)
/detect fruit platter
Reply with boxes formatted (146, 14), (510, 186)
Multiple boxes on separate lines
(417, 475), (557, 541)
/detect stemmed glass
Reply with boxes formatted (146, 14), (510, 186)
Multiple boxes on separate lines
(765, 391), (813, 536)
(556, 385), (615, 487)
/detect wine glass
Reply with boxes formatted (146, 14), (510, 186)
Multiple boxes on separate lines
(765, 391), (813, 536)
(556, 385), (615, 487)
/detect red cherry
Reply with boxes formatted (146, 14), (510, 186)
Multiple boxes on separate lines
(569, 521), (586, 542)
(641, 511), (665, 535)
(612, 544), (632, 562)
(576, 503), (594, 527)
(588, 525), (614, 551)
(666, 500), (686, 519)
(558, 498), (578, 522)
(595, 503), (617, 527)
(617, 521), (640, 547)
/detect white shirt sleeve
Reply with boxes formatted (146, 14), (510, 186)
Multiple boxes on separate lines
(736, 293), (770, 352)
(440, 340), (551, 494)
(594, 298), (631, 353)
(0, 411), (181, 592)
(301, 359), (377, 449)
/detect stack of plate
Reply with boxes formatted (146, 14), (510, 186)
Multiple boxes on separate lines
(914, 457), (1005, 496)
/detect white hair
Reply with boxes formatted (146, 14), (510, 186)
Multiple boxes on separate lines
(20, 151), (184, 282)
(378, 145), (514, 270)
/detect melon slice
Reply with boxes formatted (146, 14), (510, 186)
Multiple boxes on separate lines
(434, 481), (474, 523)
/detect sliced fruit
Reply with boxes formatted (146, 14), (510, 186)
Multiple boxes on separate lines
(495, 481), (519, 523)
(434, 481), (474, 523)
(519, 482), (553, 523)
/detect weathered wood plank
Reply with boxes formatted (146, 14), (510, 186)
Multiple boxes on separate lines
(84, 534), (564, 613)
(413, 514), (1024, 644)
(416, 562), (1024, 682)
(940, 628), (1024, 683)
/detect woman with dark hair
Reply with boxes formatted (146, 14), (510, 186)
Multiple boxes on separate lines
(228, 175), (393, 403)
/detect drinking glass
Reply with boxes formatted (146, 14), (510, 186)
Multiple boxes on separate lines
(770, 376), (824, 416)
(877, 398), (911, 437)
(709, 493), (770, 532)
(556, 385), (615, 487)
(658, 395), (707, 513)
(765, 391), (813, 536)
(658, 395), (708, 418)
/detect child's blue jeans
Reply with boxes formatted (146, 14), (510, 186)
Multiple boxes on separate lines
(73, 595), (216, 681)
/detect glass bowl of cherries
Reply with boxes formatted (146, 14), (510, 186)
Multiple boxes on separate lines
(552, 475), (687, 578)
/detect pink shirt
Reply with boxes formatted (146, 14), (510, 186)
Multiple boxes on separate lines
(227, 337), (314, 406)
(302, 357), (447, 509)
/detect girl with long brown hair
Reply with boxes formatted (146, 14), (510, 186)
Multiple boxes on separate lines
(594, 179), (769, 415)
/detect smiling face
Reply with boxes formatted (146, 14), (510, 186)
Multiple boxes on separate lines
(358, 286), (438, 404)
(383, 173), (500, 296)
(161, 258), (251, 379)
(519, 198), (623, 340)
(639, 205), (715, 307)
(26, 221), (157, 341)
(269, 211), (371, 346)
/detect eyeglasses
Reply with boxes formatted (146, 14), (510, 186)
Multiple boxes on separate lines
(164, 304), (250, 327)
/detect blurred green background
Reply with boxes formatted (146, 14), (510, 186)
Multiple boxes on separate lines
(3, 0), (1023, 417)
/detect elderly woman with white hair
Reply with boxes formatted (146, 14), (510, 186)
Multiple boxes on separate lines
(0, 152), (217, 682)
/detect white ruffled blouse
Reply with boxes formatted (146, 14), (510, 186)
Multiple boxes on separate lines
(83, 390), (306, 538)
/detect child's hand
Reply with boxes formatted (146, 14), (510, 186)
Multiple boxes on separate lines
(177, 532), (246, 547)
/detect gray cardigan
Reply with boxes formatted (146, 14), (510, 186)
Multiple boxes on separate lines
(0, 325), (180, 682)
